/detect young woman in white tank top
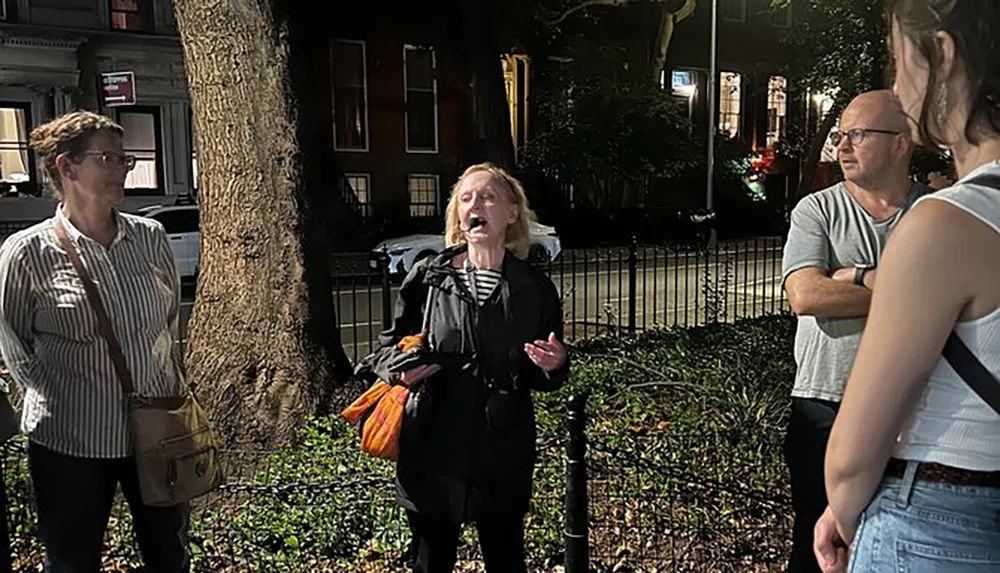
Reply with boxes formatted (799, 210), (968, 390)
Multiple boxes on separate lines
(813, 2), (1000, 572)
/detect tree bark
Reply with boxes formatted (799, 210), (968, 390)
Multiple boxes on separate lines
(173, 0), (351, 448)
(649, 0), (696, 85)
(463, 0), (516, 170)
(795, 99), (842, 201)
(650, 8), (675, 85)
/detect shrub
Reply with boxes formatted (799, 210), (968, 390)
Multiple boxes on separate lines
(3, 315), (797, 572)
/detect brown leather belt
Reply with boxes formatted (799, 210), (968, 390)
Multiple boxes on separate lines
(885, 458), (1000, 488)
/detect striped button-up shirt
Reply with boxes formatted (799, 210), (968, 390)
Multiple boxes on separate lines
(0, 207), (184, 458)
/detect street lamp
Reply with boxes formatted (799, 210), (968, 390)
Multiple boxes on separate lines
(706, 0), (718, 245)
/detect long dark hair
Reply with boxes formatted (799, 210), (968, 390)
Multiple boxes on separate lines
(886, 0), (1000, 148)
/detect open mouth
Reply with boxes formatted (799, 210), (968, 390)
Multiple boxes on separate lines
(468, 216), (487, 230)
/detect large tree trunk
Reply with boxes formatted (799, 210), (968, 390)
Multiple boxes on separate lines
(174, 0), (351, 448)
(463, 0), (516, 170)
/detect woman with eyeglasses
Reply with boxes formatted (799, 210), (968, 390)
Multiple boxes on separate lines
(0, 111), (189, 572)
(814, 1), (1000, 571)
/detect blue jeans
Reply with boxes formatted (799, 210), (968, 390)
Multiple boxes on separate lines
(849, 460), (1000, 572)
(27, 441), (190, 573)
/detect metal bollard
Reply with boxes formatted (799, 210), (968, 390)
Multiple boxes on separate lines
(564, 393), (589, 573)
(627, 237), (638, 334)
(379, 251), (392, 331)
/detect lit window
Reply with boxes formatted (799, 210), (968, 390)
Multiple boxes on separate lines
(408, 175), (439, 217)
(669, 70), (696, 97)
(118, 109), (161, 192)
(405, 46), (439, 153)
(345, 174), (371, 217)
(502, 54), (530, 153)
(331, 40), (369, 151)
(503, 57), (515, 134)
(110, 0), (144, 31)
(0, 105), (32, 190)
(767, 76), (788, 147)
(718, 72), (742, 139)
(721, 0), (746, 22)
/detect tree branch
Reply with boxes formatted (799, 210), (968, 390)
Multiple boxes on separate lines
(549, 0), (630, 26)
(586, 352), (680, 383)
(650, 5), (675, 84)
(795, 96), (846, 201)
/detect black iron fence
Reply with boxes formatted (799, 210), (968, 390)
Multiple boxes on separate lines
(268, 237), (787, 365)
(1, 394), (790, 572)
(3, 234), (792, 571)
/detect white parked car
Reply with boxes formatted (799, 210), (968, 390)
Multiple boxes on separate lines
(373, 220), (562, 275)
(137, 204), (200, 279)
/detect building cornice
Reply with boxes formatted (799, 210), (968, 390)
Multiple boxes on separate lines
(0, 23), (181, 52)
(0, 33), (86, 51)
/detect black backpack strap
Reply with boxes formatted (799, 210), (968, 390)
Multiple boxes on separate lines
(964, 172), (1000, 190)
(933, 172), (1000, 415)
(942, 332), (1000, 415)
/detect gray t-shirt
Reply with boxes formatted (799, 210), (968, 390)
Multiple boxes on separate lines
(782, 181), (929, 402)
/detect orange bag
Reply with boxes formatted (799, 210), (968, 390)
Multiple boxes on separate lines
(340, 334), (426, 461)
(396, 334), (425, 353)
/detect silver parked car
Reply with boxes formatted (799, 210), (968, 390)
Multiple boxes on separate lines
(373, 220), (562, 275)
(137, 203), (200, 279)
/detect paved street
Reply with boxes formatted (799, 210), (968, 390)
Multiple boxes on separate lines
(178, 244), (787, 364)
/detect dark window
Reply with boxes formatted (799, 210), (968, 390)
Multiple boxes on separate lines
(771, 1), (792, 26)
(0, 0), (19, 21)
(721, 0), (746, 22)
(331, 40), (368, 151)
(405, 46), (438, 152)
(110, 0), (145, 31)
(152, 210), (199, 235)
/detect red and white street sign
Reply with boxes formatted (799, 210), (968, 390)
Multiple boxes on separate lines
(101, 71), (136, 107)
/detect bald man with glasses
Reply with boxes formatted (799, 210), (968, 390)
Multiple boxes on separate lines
(779, 90), (929, 573)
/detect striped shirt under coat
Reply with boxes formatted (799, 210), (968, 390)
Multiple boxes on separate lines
(0, 207), (184, 458)
(459, 263), (502, 306)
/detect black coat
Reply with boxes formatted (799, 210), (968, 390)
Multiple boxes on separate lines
(356, 245), (569, 523)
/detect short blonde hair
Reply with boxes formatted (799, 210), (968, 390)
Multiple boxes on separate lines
(445, 163), (536, 259)
(29, 110), (123, 196)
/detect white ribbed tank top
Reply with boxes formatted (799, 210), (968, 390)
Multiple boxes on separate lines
(895, 161), (1000, 470)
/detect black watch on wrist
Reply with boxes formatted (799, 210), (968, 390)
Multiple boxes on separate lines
(854, 263), (875, 286)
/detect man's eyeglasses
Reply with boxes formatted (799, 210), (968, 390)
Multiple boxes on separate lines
(829, 128), (901, 147)
(76, 151), (137, 171)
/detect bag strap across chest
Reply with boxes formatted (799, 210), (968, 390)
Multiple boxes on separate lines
(939, 172), (1000, 415)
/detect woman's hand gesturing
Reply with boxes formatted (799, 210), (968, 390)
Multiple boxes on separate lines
(525, 332), (567, 373)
